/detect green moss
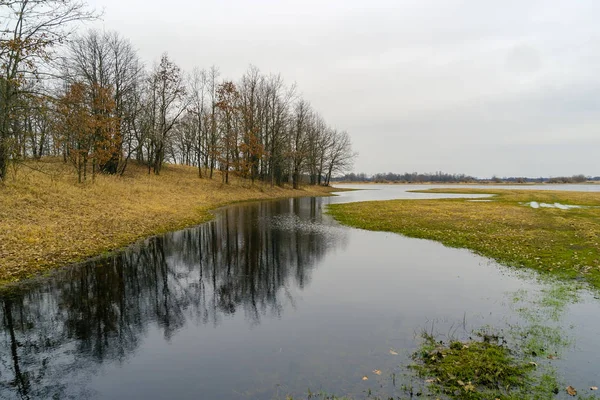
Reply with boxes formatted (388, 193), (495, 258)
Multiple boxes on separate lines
(411, 334), (539, 399)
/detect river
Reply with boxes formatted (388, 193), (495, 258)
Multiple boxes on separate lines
(0, 184), (598, 399)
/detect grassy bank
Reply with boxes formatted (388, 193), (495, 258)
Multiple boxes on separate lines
(0, 159), (336, 285)
(327, 188), (600, 289)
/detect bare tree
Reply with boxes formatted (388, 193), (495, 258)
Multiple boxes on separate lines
(305, 114), (331, 185)
(215, 81), (240, 184)
(188, 67), (207, 177)
(290, 100), (310, 189)
(0, 0), (97, 181)
(238, 65), (264, 182)
(324, 130), (355, 185)
(145, 53), (186, 175)
(206, 66), (220, 178)
(263, 74), (295, 186)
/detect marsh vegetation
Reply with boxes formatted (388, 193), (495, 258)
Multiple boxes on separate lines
(328, 189), (600, 288)
(326, 187), (600, 399)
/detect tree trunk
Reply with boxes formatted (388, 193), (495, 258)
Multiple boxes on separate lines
(0, 139), (7, 182)
(293, 168), (299, 189)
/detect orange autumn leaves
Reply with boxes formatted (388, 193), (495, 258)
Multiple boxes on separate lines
(361, 349), (399, 381)
(56, 82), (121, 183)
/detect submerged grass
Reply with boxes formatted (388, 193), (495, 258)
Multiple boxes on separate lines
(0, 159), (337, 285)
(326, 189), (600, 399)
(327, 188), (600, 289)
(283, 280), (593, 399)
(409, 278), (597, 400)
(411, 334), (538, 400)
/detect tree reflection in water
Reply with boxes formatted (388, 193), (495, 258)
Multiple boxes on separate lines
(0, 197), (347, 399)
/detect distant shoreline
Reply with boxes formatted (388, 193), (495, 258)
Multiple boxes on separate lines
(333, 181), (600, 185)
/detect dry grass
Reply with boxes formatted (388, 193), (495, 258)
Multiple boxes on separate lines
(328, 189), (600, 288)
(0, 159), (335, 284)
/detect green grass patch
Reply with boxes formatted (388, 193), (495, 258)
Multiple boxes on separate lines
(411, 334), (540, 399)
(327, 189), (600, 289)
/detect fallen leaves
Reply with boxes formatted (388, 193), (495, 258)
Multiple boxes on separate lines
(463, 382), (476, 392)
(456, 380), (476, 393)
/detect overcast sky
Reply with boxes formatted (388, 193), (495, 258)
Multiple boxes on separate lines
(87, 0), (599, 178)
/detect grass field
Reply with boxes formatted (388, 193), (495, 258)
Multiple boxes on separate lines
(327, 188), (600, 289)
(0, 159), (336, 285)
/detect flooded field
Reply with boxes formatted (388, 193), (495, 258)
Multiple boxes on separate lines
(1, 185), (599, 399)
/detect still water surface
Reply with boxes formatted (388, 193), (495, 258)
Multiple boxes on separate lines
(1, 184), (599, 399)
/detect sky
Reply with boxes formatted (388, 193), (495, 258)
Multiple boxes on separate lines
(86, 0), (599, 178)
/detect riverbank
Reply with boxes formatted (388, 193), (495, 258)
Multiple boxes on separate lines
(333, 181), (600, 185)
(0, 159), (337, 285)
(327, 188), (600, 289)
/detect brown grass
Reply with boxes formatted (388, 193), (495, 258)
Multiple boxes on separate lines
(0, 159), (336, 285)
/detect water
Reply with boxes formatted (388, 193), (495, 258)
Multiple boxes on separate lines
(332, 183), (600, 203)
(0, 184), (599, 399)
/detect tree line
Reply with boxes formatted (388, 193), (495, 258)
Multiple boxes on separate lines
(490, 174), (596, 183)
(335, 172), (599, 184)
(335, 171), (476, 183)
(0, 0), (355, 186)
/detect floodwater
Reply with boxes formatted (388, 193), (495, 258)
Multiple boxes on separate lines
(0, 184), (599, 399)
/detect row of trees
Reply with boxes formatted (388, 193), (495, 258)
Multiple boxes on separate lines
(491, 174), (595, 183)
(546, 175), (590, 184)
(336, 172), (600, 184)
(0, 0), (355, 185)
(334, 171), (476, 183)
